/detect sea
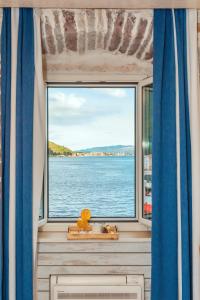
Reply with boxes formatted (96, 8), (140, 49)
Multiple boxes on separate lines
(48, 156), (135, 218)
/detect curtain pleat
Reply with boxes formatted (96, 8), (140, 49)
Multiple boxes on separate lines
(174, 10), (193, 300)
(15, 9), (34, 300)
(152, 9), (194, 300)
(1, 9), (11, 300)
(186, 9), (200, 300)
(32, 8), (46, 300)
(151, 9), (178, 300)
(9, 9), (19, 300)
(0, 8), (38, 300)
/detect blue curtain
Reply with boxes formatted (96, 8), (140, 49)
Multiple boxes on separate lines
(152, 9), (192, 300)
(1, 9), (11, 300)
(175, 10), (192, 300)
(1, 8), (35, 300)
(15, 9), (34, 300)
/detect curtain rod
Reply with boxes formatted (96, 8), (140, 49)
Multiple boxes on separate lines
(1, 0), (200, 9)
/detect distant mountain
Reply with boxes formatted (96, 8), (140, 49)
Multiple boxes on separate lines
(77, 145), (134, 155)
(48, 142), (135, 156)
(49, 141), (73, 156)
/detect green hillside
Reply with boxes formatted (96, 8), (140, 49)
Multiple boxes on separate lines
(48, 141), (73, 156)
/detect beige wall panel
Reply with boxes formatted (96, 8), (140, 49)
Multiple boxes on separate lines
(37, 265), (151, 279)
(38, 252), (151, 266)
(37, 279), (50, 292)
(38, 292), (49, 300)
(38, 241), (151, 253)
(145, 291), (150, 300)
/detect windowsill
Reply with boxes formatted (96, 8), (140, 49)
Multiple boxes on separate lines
(38, 221), (151, 242)
(38, 230), (151, 243)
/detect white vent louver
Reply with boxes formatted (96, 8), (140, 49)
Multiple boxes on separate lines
(51, 275), (144, 300)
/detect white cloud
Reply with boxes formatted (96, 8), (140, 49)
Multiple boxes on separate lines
(49, 90), (120, 126)
(93, 88), (127, 98)
(48, 87), (134, 149)
(49, 92), (86, 115)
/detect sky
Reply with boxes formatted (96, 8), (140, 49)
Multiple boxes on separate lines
(48, 87), (135, 150)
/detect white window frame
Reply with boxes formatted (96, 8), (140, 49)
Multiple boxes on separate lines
(38, 149), (48, 227)
(47, 82), (138, 223)
(38, 86), (48, 227)
(39, 76), (152, 231)
(138, 77), (153, 228)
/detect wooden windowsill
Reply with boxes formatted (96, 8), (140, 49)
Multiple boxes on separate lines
(38, 230), (151, 243)
(39, 221), (151, 233)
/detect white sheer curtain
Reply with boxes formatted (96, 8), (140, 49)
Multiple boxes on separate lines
(32, 8), (46, 300)
(187, 9), (200, 300)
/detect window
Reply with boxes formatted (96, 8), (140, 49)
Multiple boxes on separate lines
(44, 81), (153, 224)
(39, 179), (45, 220)
(142, 84), (153, 221)
(47, 85), (136, 220)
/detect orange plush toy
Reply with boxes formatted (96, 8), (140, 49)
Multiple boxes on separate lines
(77, 209), (92, 231)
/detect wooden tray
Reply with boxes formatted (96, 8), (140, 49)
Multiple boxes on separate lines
(68, 225), (93, 232)
(67, 225), (119, 240)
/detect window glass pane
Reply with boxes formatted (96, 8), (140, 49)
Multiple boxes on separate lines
(142, 85), (153, 220)
(48, 87), (136, 218)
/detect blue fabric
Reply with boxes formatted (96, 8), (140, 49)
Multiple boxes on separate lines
(174, 10), (193, 300)
(15, 8), (34, 300)
(151, 10), (178, 300)
(1, 9), (11, 300)
(152, 9), (193, 300)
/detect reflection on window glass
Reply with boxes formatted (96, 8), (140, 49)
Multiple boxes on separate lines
(142, 85), (152, 220)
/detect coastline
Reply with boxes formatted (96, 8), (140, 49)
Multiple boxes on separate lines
(49, 152), (134, 157)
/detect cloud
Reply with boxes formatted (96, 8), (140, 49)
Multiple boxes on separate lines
(48, 88), (134, 149)
(49, 92), (86, 114)
(48, 91), (120, 127)
(48, 92), (89, 126)
(93, 88), (127, 98)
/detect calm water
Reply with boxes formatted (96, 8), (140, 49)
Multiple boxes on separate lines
(48, 156), (135, 218)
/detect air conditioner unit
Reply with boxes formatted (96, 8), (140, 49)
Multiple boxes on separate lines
(50, 275), (144, 300)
